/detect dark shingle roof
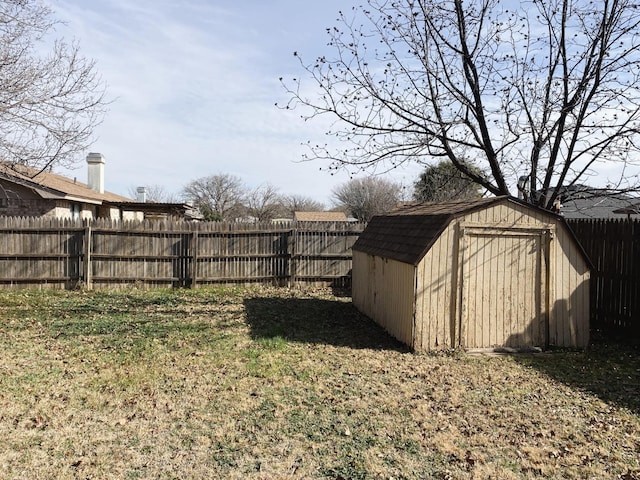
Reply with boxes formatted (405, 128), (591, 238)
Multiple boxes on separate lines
(353, 213), (452, 265)
(560, 195), (636, 219)
(388, 196), (503, 216)
(354, 197), (514, 265)
(536, 185), (639, 219)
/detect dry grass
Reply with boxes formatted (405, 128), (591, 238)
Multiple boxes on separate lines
(0, 286), (639, 479)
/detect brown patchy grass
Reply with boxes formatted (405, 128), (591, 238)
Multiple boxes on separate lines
(0, 286), (639, 479)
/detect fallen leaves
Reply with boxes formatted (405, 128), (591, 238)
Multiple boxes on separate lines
(0, 286), (638, 479)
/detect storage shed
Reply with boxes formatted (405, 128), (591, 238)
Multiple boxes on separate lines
(352, 196), (590, 351)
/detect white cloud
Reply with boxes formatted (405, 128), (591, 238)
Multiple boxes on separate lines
(46, 0), (418, 204)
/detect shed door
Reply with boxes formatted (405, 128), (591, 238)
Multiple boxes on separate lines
(459, 229), (548, 349)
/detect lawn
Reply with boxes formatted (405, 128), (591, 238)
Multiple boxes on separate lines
(0, 286), (638, 479)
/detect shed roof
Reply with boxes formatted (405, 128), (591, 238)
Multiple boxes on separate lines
(353, 196), (573, 266)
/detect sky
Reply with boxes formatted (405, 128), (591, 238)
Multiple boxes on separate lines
(48, 0), (422, 205)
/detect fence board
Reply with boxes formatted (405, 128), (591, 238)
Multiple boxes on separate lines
(0, 217), (364, 289)
(568, 218), (640, 336)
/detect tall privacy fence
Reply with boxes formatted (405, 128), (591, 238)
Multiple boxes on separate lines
(1, 215), (639, 337)
(568, 218), (640, 336)
(0, 217), (365, 290)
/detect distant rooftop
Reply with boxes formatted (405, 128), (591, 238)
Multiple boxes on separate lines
(552, 186), (638, 219)
(294, 211), (348, 222)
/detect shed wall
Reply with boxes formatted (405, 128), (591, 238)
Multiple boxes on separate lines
(352, 251), (415, 346)
(463, 202), (551, 225)
(550, 225), (590, 347)
(414, 221), (457, 350)
(413, 202), (589, 350)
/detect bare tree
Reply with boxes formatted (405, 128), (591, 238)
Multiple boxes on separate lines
(282, 0), (640, 210)
(332, 176), (402, 221)
(181, 174), (246, 221)
(414, 160), (485, 202)
(279, 194), (326, 217)
(246, 183), (282, 222)
(127, 184), (178, 203)
(0, 0), (107, 173)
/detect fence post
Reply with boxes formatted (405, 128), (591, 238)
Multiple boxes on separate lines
(83, 224), (93, 290)
(288, 227), (297, 287)
(190, 231), (199, 288)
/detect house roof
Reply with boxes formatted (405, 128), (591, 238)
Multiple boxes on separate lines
(353, 196), (578, 266)
(612, 205), (640, 216)
(294, 211), (348, 222)
(559, 194), (637, 219)
(535, 185), (639, 219)
(0, 162), (132, 204)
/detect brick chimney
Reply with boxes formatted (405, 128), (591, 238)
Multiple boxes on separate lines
(86, 152), (105, 194)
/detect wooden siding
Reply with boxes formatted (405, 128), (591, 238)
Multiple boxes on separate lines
(352, 251), (415, 346)
(0, 217), (364, 289)
(550, 224), (590, 347)
(461, 202), (588, 348)
(462, 201), (552, 226)
(414, 221), (457, 350)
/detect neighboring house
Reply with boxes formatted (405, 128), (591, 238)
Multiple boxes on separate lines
(112, 200), (201, 221)
(0, 153), (196, 221)
(612, 205), (640, 219)
(293, 211), (349, 222)
(271, 218), (294, 224)
(538, 185), (637, 219)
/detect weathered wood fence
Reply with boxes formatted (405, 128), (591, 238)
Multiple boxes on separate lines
(568, 218), (640, 336)
(0, 217), (365, 289)
(4, 215), (639, 337)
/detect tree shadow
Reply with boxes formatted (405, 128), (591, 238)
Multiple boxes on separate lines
(500, 290), (640, 414)
(500, 295), (640, 415)
(243, 296), (408, 351)
(512, 337), (640, 415)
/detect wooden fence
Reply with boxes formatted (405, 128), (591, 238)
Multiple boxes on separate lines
(568, 218), (640, 335)
(4, 215), (640, 337)
(0, 217), (365, 289)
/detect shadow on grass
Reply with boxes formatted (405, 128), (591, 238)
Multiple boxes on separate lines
(243, 296), (408, 352)
(514, 336), (640, 415)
